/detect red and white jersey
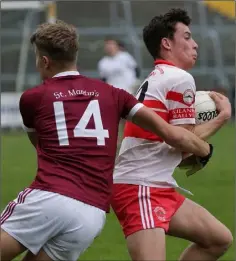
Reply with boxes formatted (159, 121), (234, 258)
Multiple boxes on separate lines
(19, 71), (143, 212)
(114, 60), (196, 188)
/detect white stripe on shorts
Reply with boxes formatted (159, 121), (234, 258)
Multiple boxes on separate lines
(146, 187), (155, 228)
(138, 185), (146, 229)
(138, 186), (155, 230)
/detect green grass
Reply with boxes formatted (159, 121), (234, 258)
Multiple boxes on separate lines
(1, 124), (235, 260)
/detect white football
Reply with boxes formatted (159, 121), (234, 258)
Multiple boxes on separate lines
(195, 91), (218, 124)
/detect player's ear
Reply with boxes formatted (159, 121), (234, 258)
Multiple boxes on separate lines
(42, 56), (50, 69)
(161, 38), (171, 51)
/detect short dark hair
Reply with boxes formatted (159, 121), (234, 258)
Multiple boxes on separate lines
(30, 20), (79, 64)
(143, 8), (191, 59)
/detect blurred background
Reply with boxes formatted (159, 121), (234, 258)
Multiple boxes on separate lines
(1, 1), (235, 260)
(1, 0), (235, 129)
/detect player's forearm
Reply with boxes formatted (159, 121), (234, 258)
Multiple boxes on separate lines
(166, 126), (210, 157)
(193, 113), (228, 140)
(132, 107), (210, 157)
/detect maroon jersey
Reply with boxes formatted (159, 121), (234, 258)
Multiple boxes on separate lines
(19, 72), (142, 212)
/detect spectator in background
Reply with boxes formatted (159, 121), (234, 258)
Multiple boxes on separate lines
(98, 37), (140, 95)
(98, 38), (141, 143)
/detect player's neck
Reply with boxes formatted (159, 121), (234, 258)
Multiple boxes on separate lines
(158, 55), (186, 70)
(50, 66), (78, 78)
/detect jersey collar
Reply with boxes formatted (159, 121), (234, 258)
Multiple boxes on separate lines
(53, 71), (80, 78)
(154, 59), (175, 66)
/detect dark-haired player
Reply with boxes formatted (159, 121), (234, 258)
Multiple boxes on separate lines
(112, 9), (232, 261)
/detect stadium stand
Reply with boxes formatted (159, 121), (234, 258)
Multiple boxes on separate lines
(1, 1), (234, 96)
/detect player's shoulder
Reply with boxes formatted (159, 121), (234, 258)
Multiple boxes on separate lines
(149, 66), (195, 87)
(84, 76), (132, 98)
(166, 66), (194, 83)
(81, 75), (114, 90)
(21, 83), (45, 101)
(78, 76), (128, 103)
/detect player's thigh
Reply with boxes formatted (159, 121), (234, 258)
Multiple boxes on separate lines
(167, 198), (233, 247)
(1, 228), (26, 261)
(43, 201), (106, 261)
(1, 189), (78, 256)
(127, 228), (166, 261)
(1, 188), (33, 260)
(112, 184), (185, 261)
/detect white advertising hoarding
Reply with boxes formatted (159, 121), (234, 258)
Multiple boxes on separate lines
(1, 92), (23, 128)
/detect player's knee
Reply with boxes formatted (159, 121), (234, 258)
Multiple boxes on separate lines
(216, 228), (233, 252)
(205, 227), (233, 256)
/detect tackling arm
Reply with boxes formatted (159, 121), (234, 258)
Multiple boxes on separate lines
(177, 92), (231, 175)
(179, 114), (229, 141)
(132, 106), (210, 157)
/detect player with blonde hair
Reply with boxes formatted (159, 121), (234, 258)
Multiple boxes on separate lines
(1, 20), (215, 261)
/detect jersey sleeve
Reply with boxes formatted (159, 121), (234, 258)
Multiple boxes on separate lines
(114, 87), (143, 120)
(166, 74), (196, 125)
(19, 89), (39, 132)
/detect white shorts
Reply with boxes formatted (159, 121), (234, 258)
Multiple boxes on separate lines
(1, 188), (106, 261)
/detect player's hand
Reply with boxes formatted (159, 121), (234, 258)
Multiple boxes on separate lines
(209, 91), (231, 121)
(179, 144), (214, 177)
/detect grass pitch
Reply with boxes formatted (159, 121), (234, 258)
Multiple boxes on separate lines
(1, 124), (234, 260)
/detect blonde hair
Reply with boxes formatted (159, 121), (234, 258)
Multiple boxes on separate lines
(30, 20), (79, 63)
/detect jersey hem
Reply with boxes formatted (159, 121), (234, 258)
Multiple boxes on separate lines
(113, 179), (193, 195)
(113, 178), (178, 188)
(28, 185), (109, 212)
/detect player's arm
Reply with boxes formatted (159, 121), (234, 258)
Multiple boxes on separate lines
(179, 92), (231, 140)
(177, 92), (231, 175)
(166, 76), (230, 175)
(116, 87), (211, 158)
(19, 90), (38, 148)
(167, 74), (231, 140)
(131, 106), (211, 158)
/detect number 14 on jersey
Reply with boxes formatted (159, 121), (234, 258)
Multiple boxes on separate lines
(53, 100), (109, 146)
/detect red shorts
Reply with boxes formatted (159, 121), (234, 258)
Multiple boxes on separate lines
(111, 184), (185, 238)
